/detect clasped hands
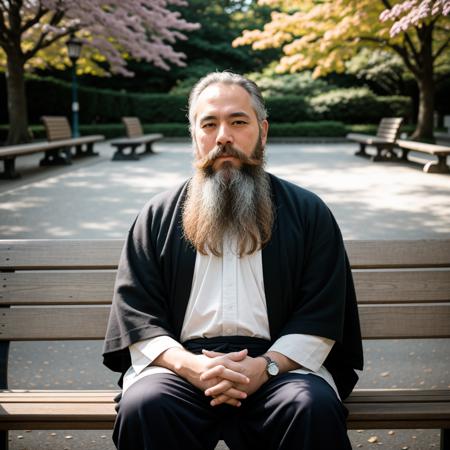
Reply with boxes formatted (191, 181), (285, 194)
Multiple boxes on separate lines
(193, 348), (267, 408)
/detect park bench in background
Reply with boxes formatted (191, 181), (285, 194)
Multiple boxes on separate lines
(0, 239), (449, 449)
(41, 116), (104, 162)
(0, 118), (104, 179)
(395, 139), (450, 174)
(109, 117), (163, 161)
(347, 117), (404, 161)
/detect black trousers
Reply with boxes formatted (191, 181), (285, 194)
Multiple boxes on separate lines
(113, 372), (351, 450)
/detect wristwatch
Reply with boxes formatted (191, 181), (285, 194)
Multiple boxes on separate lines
(260, 355), (280, 378)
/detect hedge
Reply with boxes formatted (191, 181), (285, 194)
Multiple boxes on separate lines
(0, 75), (412, 125)
(0, 121), (360, 142)
(309, 88), (412, 123)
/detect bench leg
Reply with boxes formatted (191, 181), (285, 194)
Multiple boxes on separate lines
(400, 148), (410, 160)
(112, 145), (140, 161)
(0, 432), (7, 450)
(0, 340), (10, 450)
(354, 143), (368, 157)
(144, 142), (155, 154)
(423, 155), (450, 174)
(441, 429), (450, 450)
(40, 149), (72, 166)
(74, 143), (99, 158)
(0, 158), (20, 179)
(371, 145), (397, 162)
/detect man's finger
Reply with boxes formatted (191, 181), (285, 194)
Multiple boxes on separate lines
(202, 349), (248, 361)
(200, 365), (250, 384)
(206, 382), (247, 399)
(211, 394), (242, 407)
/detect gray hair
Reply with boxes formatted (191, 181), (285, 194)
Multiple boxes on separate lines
(188, 72), (267, 137)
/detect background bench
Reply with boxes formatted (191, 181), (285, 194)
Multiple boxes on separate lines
(347, 117), (404, 161)
(110, 117), (163, 161)
(0, 118), (104, 179)
(395, 139), (450, 174)
(0, 239), (449, 449)
(41, 116), (104, 162)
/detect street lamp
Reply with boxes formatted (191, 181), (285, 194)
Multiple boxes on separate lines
(66, 35), (82, 137)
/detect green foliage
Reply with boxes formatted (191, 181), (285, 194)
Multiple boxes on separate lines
(248, 70), (335, 97)
(265, 96), (311, 122)
(310, 88), (411, 123)
(0, 75), (412, 129)
(346, 123), (416, 136)
(268, 121), (347, 137)
(345, 49), (408, 95)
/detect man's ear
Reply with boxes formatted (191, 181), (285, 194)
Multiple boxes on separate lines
(260, 120), (269, 146)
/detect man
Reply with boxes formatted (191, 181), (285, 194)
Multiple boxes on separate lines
(103, 72), (363, 450)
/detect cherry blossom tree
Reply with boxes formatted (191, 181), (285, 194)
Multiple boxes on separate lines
(381, 0), (450, 36)
(235, 0), (450, 139)
(0, 0), (198, 144)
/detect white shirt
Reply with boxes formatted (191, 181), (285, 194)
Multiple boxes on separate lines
(123, 237), (339, 399)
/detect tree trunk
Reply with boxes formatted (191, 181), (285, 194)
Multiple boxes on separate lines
(412, 76), (435, 140)
(411, 24), (435, 141)
(5, 49), (31, 145)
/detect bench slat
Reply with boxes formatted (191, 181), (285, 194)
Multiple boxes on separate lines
(0, 272), (116, 305)
(3, 389), (448, 403)
(0, 240), (123, 270)
(2, 270), (449, 305)
(353, 270), (450, 303)
(345, 240), (450, 268)
(41, 116), (72, 141)
(123, 117), (143, 138)
(1, 304), (449, 340)
(1, 240), (450, 270)
(0, 390), (448, 430)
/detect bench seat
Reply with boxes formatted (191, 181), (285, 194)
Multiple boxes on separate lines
(347, 118), (403, 161)
(0, 138), (102, 179)
(0, 117), (104, 179)
(346, 133), (392, 146)
(110, 133), (163, 161)
(1, 238), (449, 449)
(396, 139), (450, 173)
(1, 389), (449, 431)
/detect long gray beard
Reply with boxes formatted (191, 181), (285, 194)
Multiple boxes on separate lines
(182, 162), (273, 257)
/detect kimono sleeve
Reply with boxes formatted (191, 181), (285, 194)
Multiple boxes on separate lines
(102, 204), (175, 373)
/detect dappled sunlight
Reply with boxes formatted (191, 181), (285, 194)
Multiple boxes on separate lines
(0, 225), (31, 235)
(0, 197), (47, 211)
(0, 143), (448, 240)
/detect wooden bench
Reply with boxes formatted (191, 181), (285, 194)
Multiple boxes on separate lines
(41, 116), (104, 162)
(109, 117), (163, 161)
(0, 140), (74, 179)
(347, 117), (404, 161)
(395, 139), (450, 174)
(0, 117), (105, 179)
(0, 239), (449, 449)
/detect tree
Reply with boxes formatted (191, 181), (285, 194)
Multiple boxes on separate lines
(0, 0), (198, 144)
(234, 0), (450, 139)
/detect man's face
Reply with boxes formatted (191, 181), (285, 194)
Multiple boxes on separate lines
(192, 82), (268, 171)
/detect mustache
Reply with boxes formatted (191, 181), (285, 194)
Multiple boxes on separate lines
(195, 144), (261, 170)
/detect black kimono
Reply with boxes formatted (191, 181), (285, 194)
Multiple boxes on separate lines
(103, 173), (363, 400)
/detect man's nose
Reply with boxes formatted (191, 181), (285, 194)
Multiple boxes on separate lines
(216, 123), (233, 146)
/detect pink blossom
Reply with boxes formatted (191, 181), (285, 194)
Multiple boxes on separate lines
(380, 0), (449, 36)
(5, 0), (199, 75)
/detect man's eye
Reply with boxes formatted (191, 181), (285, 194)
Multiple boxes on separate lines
(202, 123), (216, 128)
(233, 120), (247, 125)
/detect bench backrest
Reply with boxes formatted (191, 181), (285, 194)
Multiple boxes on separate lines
(122, 117), (143, 138)
(41, 116), (72, 141)
(0, 239), (449, 341)
(376, 117), (404, 142)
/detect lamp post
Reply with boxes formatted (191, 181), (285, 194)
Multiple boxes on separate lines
(66, 35), (82, 138)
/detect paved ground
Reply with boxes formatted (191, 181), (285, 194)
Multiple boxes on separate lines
(1, 139), (449, 450)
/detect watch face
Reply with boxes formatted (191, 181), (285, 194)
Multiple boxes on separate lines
(267, 362), (279, 376)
